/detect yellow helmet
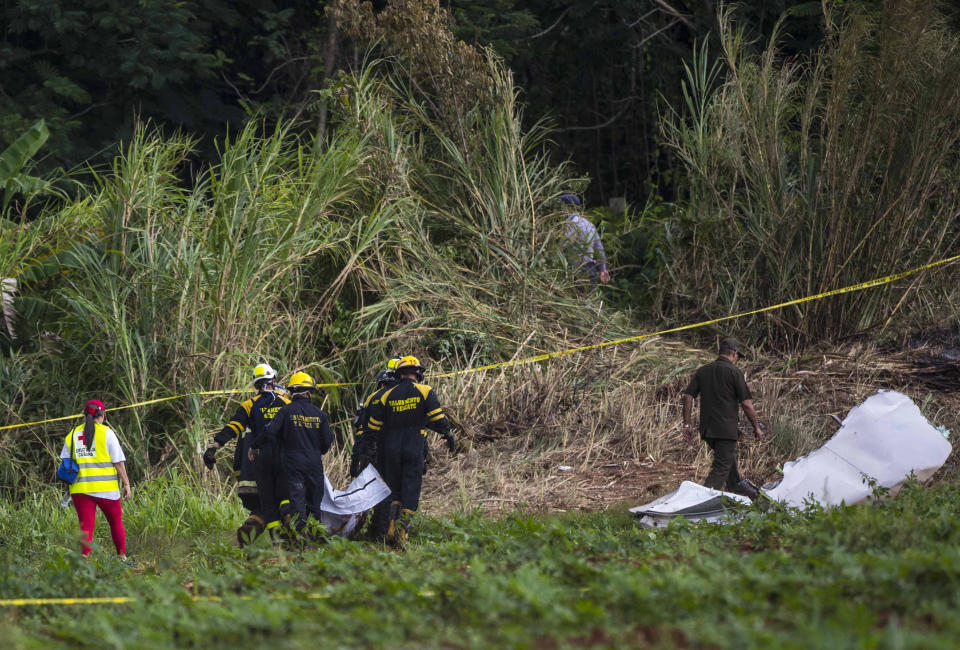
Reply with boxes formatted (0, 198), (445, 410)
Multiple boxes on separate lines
(395, 356), (425, 379)
(386, 357), (402, 370)
(287, 371), (316, 391)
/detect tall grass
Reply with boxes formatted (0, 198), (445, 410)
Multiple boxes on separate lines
(2, 58), (623, 491)
(12, 120), (379, 478)
(661, 0), (960, 348)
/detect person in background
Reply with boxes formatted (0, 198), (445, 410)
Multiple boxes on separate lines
(61, 399), (131, 558)
(681, 338), (764, 498)
(562, 193), (610, 284)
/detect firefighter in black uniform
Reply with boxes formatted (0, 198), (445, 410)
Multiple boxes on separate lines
(203, 362), (291, 545)
(350, 359), (401, 478)
(350, 360), (403, 539)
(366, 356), (455, 547)
(257, 371), (333, 539)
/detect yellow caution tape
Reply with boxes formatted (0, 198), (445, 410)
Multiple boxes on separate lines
(0, 590), (435, 607)
(1, 254), (957, 432)
(0, 383), (359, 432)
(0, 596), (135, 606)
(432, 253), (960, 378)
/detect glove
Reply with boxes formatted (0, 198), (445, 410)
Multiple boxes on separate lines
(350, 439), (375, 478)
(352, 404), (364, 430)
(202, 447), (217, 470)
(349, 453), (361, 478)
(444, 433), (457, 454)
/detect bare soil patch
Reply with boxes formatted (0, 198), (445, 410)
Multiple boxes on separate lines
(415, 340), (960, 517)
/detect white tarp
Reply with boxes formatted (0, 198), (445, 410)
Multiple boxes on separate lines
(630, 390), (951, 527)
(764, 390), (951, 508)
(629, 481), (751, 528)
(319, 464), (391, 537)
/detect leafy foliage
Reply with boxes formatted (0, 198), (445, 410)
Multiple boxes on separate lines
(332, 0), (495, 150)
(0, 0), (318, 169)
(2, 476), (960, 647)
(0, 119), (50, 209)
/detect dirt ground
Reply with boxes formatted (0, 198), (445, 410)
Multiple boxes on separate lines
(420, 340), (960, 517)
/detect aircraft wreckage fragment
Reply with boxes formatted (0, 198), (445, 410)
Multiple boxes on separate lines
(630, 391), (952, 528)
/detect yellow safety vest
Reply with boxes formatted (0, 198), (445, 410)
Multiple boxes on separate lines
(64, 423), (119, 495)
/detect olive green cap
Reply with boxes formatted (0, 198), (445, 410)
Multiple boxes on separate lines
(719, 338), (740, 352)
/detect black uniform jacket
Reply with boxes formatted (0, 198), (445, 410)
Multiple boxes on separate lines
(355, 381), (396, 439)
(366, 378), (450, 437)
(258, 398), (334, 455)
(350, 382), (398, 476)
(683, 357), (751, 440)
(213, 390), (290, 483)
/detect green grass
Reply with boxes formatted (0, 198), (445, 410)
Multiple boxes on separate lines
(2, 475), (959, 648)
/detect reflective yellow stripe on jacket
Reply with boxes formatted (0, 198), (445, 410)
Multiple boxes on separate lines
(65, 423), (119, 495)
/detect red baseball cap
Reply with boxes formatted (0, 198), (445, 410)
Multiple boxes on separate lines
(84, 399), (106, 415)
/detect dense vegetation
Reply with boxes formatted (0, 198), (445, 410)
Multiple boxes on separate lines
(2, 477), (959, 647)
(3, 0), (958, 485)
(1, 44), (628, 486)
(659, 0), (960, 346)
(0, 0), (832, 203)
(1, 2), (959, 644)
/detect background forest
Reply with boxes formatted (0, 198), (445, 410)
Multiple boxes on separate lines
(0, 0), (836, 199)
(2, 0), (959, 495)
(3, 3), (960, 646)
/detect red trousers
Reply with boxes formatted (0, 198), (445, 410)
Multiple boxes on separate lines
(71, 493), (126, 556)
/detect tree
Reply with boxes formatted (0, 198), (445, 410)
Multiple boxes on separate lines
(0, 0), (324, 170)
(446, 0), (825, 204)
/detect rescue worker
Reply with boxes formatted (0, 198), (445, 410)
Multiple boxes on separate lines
(350, 359), (402, 478)
(257, 372), (333, 540)
(203, 363), (290, 545)
(61, 399), (132, 558)
(562, 193), (610, 284)
(350, 360), (404, 539)
(366, 356), (456, 547)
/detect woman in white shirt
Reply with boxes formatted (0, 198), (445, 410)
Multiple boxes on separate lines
(60, 399), (131, 557)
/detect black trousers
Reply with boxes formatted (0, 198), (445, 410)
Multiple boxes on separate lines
(379, 429), (426, 511)
(282, 450), (325, 532)
(703, 438), (741, 491)
(253, 446), (287, 526)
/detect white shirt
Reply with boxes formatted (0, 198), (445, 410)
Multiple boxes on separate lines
(60, 426), (126, 500)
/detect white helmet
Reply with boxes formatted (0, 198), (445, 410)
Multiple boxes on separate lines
(252, 363), (277, 386)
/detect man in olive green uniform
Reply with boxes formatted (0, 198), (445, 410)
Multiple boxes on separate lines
(681, 338), (763, 495)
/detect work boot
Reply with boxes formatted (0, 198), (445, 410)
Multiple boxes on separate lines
(237, 515), (265, 547)
(393, 508), (415, 549)
(385, 500), (402, 546)
(368, 501), (391, 540)
(736, 479), (761, 501)
(266, 522), (283, 546)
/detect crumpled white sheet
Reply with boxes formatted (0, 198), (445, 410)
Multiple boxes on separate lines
(764, 390), (951, 507)
(319, 464), (391, 537)
(629, 481), (750, 528)
(630, 390), (951, 527)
